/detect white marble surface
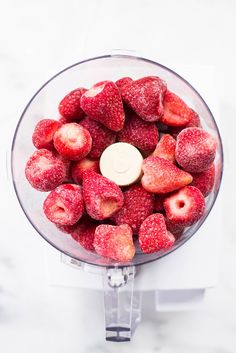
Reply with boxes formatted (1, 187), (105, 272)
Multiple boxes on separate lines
(0, 0), (236, 352)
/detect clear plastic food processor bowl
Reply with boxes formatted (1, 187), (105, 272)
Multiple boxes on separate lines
(11, 54), (223, 341)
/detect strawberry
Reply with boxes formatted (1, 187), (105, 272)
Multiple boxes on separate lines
(112, 184), (155, 233)
(175, 127), (217, 172)
(43, 184), (84, 225)
(79, 116), (116, 158)
(56, 222), (78, 234)
(138, 213), (175, 254)
(58, 88), (86, 122)
(115, 77), (133, 95)
(190, 164), (215, 196)
(94, 224), (135, 262)
(82, 171), (124, 220)
(141, 156), (193, 194)
(32, 119), (61, 150)
(152, 134), (176, 162)
(163, 186), (205, 226)
(80, 81), (125, 131)
(122, 76), (167, 122)
(70, 216), (98, 251)
(53, 123), (92, 161)
(160, 90), (196, 126)
(71, 157), (100, 184)
(25, 149), (68, 191)
(117, 113), (159, 154)
(168, 110), (201, 138)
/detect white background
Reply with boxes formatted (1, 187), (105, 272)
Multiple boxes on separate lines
(0, 1), (236, 352)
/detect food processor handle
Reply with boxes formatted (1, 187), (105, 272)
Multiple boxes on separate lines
(103, 266), (142, 342)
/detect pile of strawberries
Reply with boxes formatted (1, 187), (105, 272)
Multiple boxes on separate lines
(25, 76), (217, 262)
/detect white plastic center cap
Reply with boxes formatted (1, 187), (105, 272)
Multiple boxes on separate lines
(100, 142), (143, 186)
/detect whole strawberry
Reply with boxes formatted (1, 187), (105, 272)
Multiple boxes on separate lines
(175, 127), (217, 172)
(32, 119), (61, 150)
(83, 171), (124, 220)
(117, 113), (159, 154)
(142, 156), (193, 194)
(139, 213), (175, 254)
(164, 186), (205, 226)
(122, 76), (167, 122)
(58, 88), (86, 122)
(43, 184), (84, 226)
(190, 164), (215, 196)
(80, 81), (125, 131)
(112, 184), (155, 233)
(94, 224), (135, 262)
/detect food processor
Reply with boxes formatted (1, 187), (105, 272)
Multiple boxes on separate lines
(11, 54), (223, 342)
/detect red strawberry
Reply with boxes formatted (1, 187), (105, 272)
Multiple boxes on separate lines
(160, 90), (196, 127)
(83, 171), (124, 220)
(152, 134), (176, 162)
(122, 76), (167, 122)
(141, 156), (193, 194)
(116, 77), (133, 94)
(43, 184), (84, 225)
(32, 119), (61, 150)
(112, 184), (154, 233)
(163, 186), (205, 226)
(58, 88), (86, 122)
(80, 81), (125, 131)
(80, 116), (116, 158)
(164, 217), (185, 239)
(139, 213), (175, 254)
(70, 216), (98, 251)
(94, 224), (135, 262)
(25, 149), (68, 191)
(175, 127), (217, 172)
(168, 110), (201, 138)
(190, 164), (215, 196)
(71, 157), (100, 184)
(53, 123), (92, 161)
(117, 113), (159, 154)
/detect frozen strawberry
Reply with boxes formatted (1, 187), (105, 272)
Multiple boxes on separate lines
(168, 110), (201, 138)
(56, 222), (79, 234)
(117, 113), (159, 154)
(152, 134), (176, 162)
(190, 164), (215, 196)
(25, 149), (68, 191)
(80, 81), (125, 131)
(115, 77), (133, 95)
(164, 217), (185, 239)
(43, 184), (84, 225)
(122, 76), (167, 122)
(71, 217), (98, 251)
(154, 194), (165, 212)
(94, 224), (135, 262)
(53, 123), (92, 161)
(32, 119), (61, 150)
(80, 116), (116, 158)
(163, 186), (205, 226)
(58, 88), (86, 122)
(71, 157), (100, 184)
(139, 213), (175, 254)
(141, 156), (193, 194)
(160, 90), (196, 127)
(112, 184), (154, 233)
(55, 153), (71, 182)
(175, 127), (217, 172)
(83, 171), (124, 220)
